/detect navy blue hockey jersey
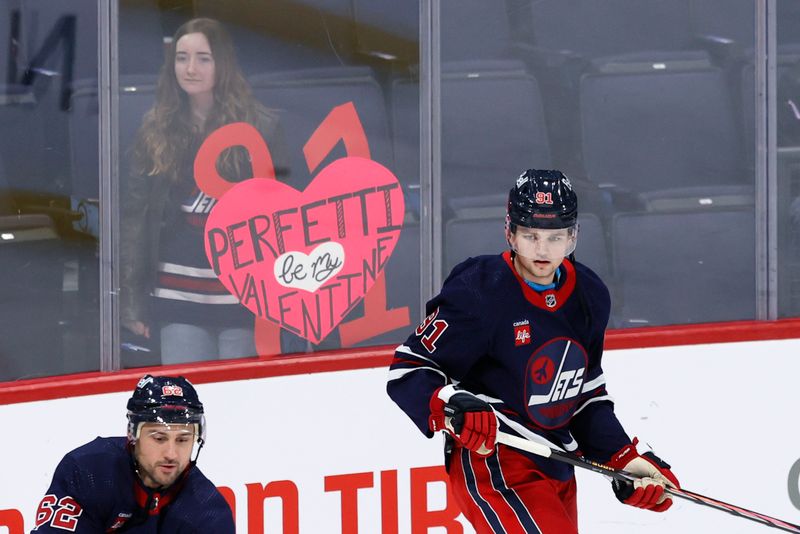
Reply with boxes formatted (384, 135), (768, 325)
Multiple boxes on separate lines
(32, 437), (234, 533)
(387, 252), (632, 480)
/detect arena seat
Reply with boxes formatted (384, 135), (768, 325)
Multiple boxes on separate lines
(579, 51), (750, 205)
(251, 66), (394, 190)
(0, 85), (49, 196)
(357, 217), (421, 347)
(528, 0), (694, 61)
(195, 0), (357, 75)
(251, 66), (415, 347)
(0, 165), (65, 381)
(611, 207), (756, 326)
(68, 75), (158, 205)
(444, 208), (609, 283)
(391, 60), (551, 208)
(118, 1), (167, 75)
(443, 209), (507, 276)
(353, 0), (515, 61)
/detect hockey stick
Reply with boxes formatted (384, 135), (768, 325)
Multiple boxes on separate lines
(495, 431), (800, 534)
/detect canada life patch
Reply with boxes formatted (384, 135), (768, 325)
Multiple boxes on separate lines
(513, 320), (531, 346)
(524, 337), (588, 429)
(109, 513), (133, 530)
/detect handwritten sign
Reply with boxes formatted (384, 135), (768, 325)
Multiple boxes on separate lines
(204, 156), (404, 345)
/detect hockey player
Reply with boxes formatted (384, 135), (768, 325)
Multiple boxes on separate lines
(387, 169), (680, 533)
(31, 375), (234, 533)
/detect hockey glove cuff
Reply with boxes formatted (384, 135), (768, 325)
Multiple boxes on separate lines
(607, 438), (680, 512)
(429, 385), (497, 456)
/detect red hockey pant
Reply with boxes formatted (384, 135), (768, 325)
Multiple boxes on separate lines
(448, 445), (578, 534)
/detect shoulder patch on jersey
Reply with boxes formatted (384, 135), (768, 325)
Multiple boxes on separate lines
(108, 512), (133, 530)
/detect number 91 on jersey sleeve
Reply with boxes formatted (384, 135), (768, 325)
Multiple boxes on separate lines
(415, 308), (449, 353)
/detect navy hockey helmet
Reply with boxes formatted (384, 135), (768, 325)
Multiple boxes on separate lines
(507, 169), (578, 230)
(507, 169), (579, 258)
(126, 375), (206, 446)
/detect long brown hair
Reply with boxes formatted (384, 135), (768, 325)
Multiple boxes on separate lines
(132, 18), (268, 181)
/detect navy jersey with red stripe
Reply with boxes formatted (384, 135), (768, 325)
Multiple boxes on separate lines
(387, 252), (631, 481)
(151, 155), (250, 328)
(31, 437), (233, 533)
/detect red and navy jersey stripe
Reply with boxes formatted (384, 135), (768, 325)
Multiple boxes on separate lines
(151, 177), (250, 327)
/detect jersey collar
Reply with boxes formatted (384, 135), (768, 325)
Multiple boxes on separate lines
(502, 250), (576, 311)
(131, 459), (193, 515)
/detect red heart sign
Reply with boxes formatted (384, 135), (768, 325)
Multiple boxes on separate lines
(204, 156), (405, 344)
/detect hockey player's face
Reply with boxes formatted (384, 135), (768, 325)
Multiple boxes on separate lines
(508, 227), (573, 284)
(134, 423), (195, 488)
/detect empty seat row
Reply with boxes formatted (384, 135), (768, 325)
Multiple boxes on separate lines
(0, 69), (764, 380)
(391, 60), (551, 202)
(443, 207), (757, 328)
(56, 55), (761, 234)
(391, 55), (754, 213)
(2, 26), (769, 218)
(444, 209), (610, 281)
(611, 207), (755, 327)
(579, 51), (749, 201)
(66, 66), (396, 206)
(250, 67), (394, 189)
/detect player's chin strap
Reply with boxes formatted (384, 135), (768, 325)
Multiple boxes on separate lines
(191, 439), (205, 464)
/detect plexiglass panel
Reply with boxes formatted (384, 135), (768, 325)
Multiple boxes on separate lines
(776, 0), (800, 317)
(439, 0), (758, 328)
(117, 0), (421, 367)
(0, 0), (100, 380)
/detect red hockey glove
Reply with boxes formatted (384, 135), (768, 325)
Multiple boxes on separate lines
(429, 385), (497, 456)
(606, 438), (680, 512)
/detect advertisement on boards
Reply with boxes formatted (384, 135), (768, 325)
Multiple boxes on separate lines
(1, 339), (799, 533)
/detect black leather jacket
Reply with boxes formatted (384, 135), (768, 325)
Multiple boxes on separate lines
(119, 110), (289, 327)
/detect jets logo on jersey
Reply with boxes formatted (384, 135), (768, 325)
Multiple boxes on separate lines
(529, 356), (554, 384)
(524, 337), (588, 429)
(182, 189), (217, 215)
(513, 320), (531, 346)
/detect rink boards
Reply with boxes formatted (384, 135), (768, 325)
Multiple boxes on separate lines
(1, 338), (799, 533)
